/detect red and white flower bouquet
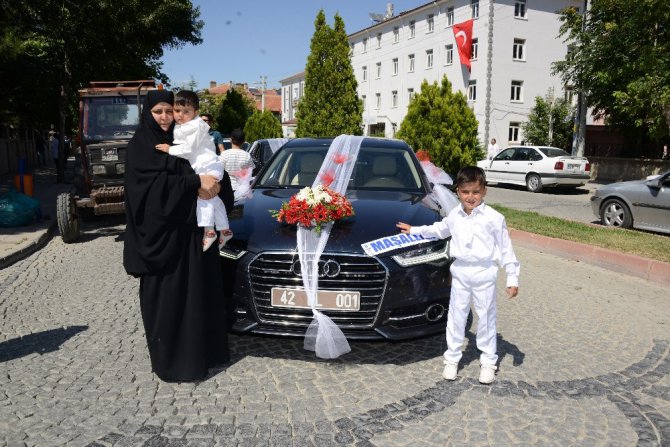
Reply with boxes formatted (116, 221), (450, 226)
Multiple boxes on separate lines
(271, 185), (354, 234)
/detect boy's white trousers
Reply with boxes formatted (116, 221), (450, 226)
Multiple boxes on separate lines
(196, 196), (229, 230)
(444, 260), (499, 366)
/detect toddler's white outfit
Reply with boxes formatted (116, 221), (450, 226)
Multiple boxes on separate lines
(410, 202), (520, 376)
(168, 117), (231, 250)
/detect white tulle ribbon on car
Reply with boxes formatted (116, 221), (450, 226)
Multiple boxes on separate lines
(297, 134), (363, 359)
(417, 153), (459, 216)
(267, 138), (289, 154)
(230, 167), (254, 201)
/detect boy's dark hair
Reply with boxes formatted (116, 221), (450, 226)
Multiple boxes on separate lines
(174, 90), (199, 110)
(230, 128), (245, 146)
(456, 166), (487, 188)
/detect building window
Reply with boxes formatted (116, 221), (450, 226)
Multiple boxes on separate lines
(513, 38), (525, 60)
(375, 93), (381, 109)
(515, 0), (527, 18)
(445, 44), (453, 65)
(511, 80), (523, 102)
(408, 53), (415, 72)
(376, 62), (382, 78)
(363, 38), (368, 52)
(471, 0), (479, 19)
(509, 122), (520, 142)
(447, 7), (454, 26)
(392, 90), (398, 107)
(377, 33), (382, 49)
(361, 95), (366, 110)
(471, 38), (479, 60)
(564, 86), (576, 105)
(408, 88), (415, 102)
(393, 26), (399, 43)
(409, 20), (416, 38)
(392, 58), (399, 75)
(426, 49), (434, 69)
(427, 14), (435, 33)
(362, 66), (367, 81)
(468, 80), (477, 101)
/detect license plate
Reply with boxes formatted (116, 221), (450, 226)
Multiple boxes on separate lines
(567, 163), (580, 170)
(271, 287), (360, 311)
(102, 148), (118, 161)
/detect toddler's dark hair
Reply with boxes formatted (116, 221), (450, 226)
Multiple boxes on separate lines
(456, 166), (487, 188)
(174, 90), (199, 110)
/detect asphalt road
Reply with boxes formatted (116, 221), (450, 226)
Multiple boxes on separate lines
(484, 183), (599, 224)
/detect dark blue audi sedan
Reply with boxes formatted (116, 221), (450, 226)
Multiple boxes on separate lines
(220, 137), (455, 340)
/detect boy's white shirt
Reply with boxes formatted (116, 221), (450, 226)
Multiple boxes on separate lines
(409, 202), (520, 287)
(168, 116), (217, 164)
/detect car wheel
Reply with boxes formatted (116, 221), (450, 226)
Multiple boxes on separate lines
(526, 173), (543, 193)
(600, 198), (633, 229)
(57, 192), (80, 243)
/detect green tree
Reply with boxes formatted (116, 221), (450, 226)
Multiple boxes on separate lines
(553, 1), (670, 142)
(217, 88), (255, 135)
(296, 10), (362, 137)
(396, 77), (480, 175)
(521, 92), (574, 150)
(0, 0), (203, 180)
(244, 110), (283, 143)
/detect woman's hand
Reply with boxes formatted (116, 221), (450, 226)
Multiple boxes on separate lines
(198, 175), (221, 200)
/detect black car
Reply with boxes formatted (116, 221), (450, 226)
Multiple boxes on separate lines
(221, 137), (454, 340)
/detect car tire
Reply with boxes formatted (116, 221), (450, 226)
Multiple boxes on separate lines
(600, 198), (633, 229)
(526, 173), (543, 193)
(57, 192), (80, 243)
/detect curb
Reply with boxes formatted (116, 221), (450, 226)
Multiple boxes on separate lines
(509, 228), (670, 287)
(0, 221), (56, 270)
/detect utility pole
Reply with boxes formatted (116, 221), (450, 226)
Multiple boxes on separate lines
(571, 0), (589, 157)
(260, 75), (267, 111)
(548, 87), (555, 146)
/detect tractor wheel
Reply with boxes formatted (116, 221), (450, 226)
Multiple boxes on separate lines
(57, 192), (80, 243)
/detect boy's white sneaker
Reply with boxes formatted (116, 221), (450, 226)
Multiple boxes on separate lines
(442, 361), (458, 381)
(479, 364), (497, 384)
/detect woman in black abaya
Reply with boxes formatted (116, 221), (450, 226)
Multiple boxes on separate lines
(123, 89), (233, 382)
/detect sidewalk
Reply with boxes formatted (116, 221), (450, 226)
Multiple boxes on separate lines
(0, 162), (74, 269)
(0, 169), (668, 286)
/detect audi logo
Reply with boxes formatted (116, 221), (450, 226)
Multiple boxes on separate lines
(290, 259), (341, 278)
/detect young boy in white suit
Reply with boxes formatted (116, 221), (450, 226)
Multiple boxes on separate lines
(397, 166), (520, 384)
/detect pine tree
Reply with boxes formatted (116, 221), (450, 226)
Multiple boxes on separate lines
(217, 88), (255, 135)
(244, 110), (283, 143)
(396, 77), (480, 176)
(296, 10), (362, 137)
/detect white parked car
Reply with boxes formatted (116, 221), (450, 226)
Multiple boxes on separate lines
(477, 146), (591, 192)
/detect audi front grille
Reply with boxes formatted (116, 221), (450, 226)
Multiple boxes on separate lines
(247, 252), (387, 329)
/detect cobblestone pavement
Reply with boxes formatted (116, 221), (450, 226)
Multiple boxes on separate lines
(1, 221), (670, 446)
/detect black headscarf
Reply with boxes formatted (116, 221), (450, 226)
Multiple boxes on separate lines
(123, 90), (201, 277)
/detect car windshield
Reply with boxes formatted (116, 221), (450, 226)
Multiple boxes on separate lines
(538, 147), (571, 157)
(256, 144), (425, 191)
(82, 95), (141, 142)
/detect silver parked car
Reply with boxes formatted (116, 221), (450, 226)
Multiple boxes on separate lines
(590, 171), (670, 234)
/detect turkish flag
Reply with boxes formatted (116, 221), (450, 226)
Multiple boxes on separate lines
(453, 19), (474, 72)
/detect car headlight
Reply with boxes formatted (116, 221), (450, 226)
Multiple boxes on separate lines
(392, 240), (450, 267)
(92, 164), (106, 175)
(219, 246), (247, 260)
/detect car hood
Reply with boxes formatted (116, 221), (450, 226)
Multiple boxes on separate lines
(228, 188), (443, 254)
(596, 178), (650, 194)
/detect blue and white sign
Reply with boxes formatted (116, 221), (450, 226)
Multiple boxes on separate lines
(361, 233), (437, 257)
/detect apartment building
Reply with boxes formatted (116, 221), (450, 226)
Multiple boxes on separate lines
(351, 0), (581, 147)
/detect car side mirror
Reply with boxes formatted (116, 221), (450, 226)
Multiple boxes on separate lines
(645, 178), (662, 189)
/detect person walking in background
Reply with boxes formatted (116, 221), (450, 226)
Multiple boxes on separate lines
(49, 131), (59, 166)
(487, 138), (500, 160)
(663, 144), (669, 161)
(219, 128), (253, 191)
(201, 113), (225, 154)
(397, 166), (520, 385)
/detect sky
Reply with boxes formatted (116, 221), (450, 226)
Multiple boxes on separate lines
(161, 0), (423, 91)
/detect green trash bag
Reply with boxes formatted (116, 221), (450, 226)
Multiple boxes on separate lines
(0, 189), (41, 227)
